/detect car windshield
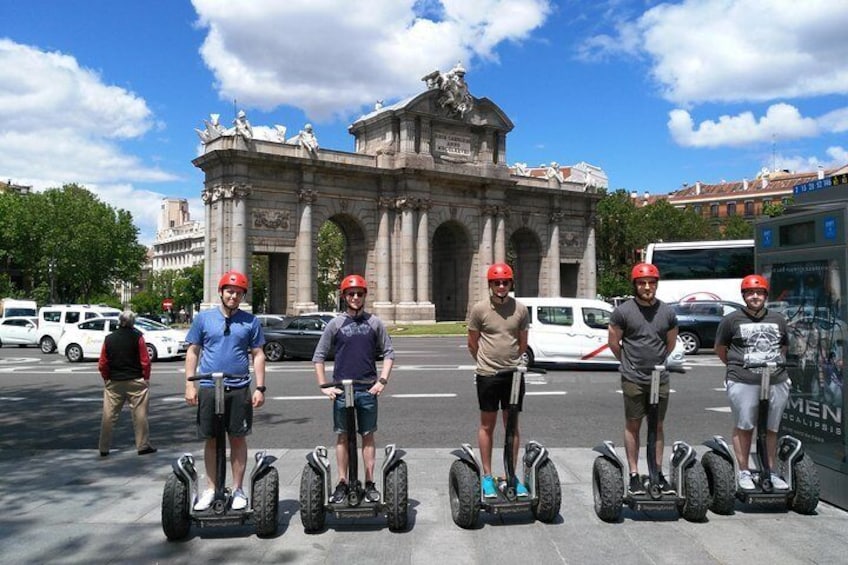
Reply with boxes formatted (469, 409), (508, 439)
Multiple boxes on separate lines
(136, 318), (168, 331)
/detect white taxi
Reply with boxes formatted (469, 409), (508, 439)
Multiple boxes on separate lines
(57, 316), (187, 362)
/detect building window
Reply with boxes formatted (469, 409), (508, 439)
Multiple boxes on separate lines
(744, 201), (754, 216)
(727, 202), (736, 216)
(782, 197), (792, 206)
(710, 203), (719, 217)
(693, 204), (702, 216)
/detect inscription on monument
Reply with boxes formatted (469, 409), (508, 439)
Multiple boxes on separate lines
(433, 131), (471, 161)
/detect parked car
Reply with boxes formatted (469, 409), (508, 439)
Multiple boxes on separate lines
(671, 300), (745, 354)
(36, 304), (122, 353)
(0, 316), (39, 347)
(517, 296), (687, 367)
(263, 314), (336, 362)
(256, 314), (288, 331)
(57, 316), (187, 362)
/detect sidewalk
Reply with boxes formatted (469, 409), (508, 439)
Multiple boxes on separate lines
(2, 447), (846, 564)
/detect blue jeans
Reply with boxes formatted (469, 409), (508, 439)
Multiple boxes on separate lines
(333, 391), (378, 435)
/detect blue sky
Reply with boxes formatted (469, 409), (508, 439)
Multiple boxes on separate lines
(2, 0), (847, 245)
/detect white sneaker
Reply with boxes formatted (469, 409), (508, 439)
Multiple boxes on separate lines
(194, 488), (215, 511)
(738, 470), (756, 490)
(231, 488), (248, 510)
(771, 473), (790, 490)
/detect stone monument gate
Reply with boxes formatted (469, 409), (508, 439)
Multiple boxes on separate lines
(193, 66), (601, 323)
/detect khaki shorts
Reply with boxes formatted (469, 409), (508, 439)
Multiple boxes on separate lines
(622, 378), (669, 420)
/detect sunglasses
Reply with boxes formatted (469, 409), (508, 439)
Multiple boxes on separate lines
(345, 291), (365, 298)
(743, 289), (767, 296)
(490, 280), (511, 287)
(224, 317), (233, 336)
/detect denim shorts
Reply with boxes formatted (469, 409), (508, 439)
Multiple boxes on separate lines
(333, 391), (378, 435)
(726, 379), (790, 431)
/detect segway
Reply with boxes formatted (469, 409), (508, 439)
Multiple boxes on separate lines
(592, 364), (708, 522)
(161, 373), (279, 540)
(299, 379), (408, 533)
(449, 366), (561, 528)
(702, 360), (820, 515)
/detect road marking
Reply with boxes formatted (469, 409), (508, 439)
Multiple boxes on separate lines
(525, 391), (566, 396)
(0, 396), (25, 401)
(706, 407), (732, 413)
(67, 398), (101, 402)
(392, 393), (457, 398)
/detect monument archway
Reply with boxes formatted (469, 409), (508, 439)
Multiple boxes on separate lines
(193, 65), (602, 323)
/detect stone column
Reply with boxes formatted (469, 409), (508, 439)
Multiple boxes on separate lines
(397, 197), (416, 305)
(231, 184), (251, 303)
(416, 199), (432, 304)
(549, 209), (564, 297)
(375, 197), (393, 305)
(494, 207), (507, 263)
(583, 216), (597, 299)
(201, 186), (214, 305)
(295, 189), (318, 312)
(480, 205), (495, 300)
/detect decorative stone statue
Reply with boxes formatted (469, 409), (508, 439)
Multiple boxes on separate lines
(545, 161), (564, 183)
(513, 162), (530, 177)
(195, 113), (226, 143)
(289, 123), (319, 154)
(233, 110), (253, 140)
(421, 62), (473, 118)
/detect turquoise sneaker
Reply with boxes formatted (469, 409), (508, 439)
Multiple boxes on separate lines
(481, 475), (497, 498)
(515, 481), (529, 497)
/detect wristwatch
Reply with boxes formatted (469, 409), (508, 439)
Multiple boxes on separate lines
(378, 377), (388, 385)
(256, 386), (267, 393)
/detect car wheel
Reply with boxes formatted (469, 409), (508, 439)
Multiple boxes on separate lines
(65, 344), (84, 363)
(520, 348), (535, 367)
(40, 336), (56, 354)
(678, 331), (701, 355)
(264, 341), (285, 362)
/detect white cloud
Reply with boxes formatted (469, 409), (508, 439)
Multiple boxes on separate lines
(767, 146), (848, 175)
(668, 103), (821, 148)
(0, 39), (178, 244)
(583, 0), (848, 105)
(191, 0), (551, 120)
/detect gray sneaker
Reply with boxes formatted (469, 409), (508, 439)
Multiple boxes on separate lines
(738, 470), (756, 490)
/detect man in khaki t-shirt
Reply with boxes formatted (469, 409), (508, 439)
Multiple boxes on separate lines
(467, 263), (529, 498)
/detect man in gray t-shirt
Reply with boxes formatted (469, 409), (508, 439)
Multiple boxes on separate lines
(608, 263), (678, 495)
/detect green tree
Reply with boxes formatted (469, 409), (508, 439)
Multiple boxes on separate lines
(9, 184), (148, 303)
(250, 255), (269, 312)
(317, 221), (345, 310)
(763, 199), (790, 217)
(594, 189), (640, 298)
(174, 263), (204, 311)
(720, 214), (754, 239)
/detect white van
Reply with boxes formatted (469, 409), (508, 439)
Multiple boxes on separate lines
(1, 298), (38, 318)
(36, 304), (122, 353)
(515, 297), (618, 367)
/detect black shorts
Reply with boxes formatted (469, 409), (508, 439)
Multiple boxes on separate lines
(476, 372), (525, 412)
(197, 386), (253, 438)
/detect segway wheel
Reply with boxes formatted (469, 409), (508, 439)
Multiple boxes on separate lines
(787, 455), (820, 514)
(701, 452), (735, 515)
(449, 459), (480, 529)
(677, 463), (709, 522)
(530, 458), (561, 523)
(385, 460), (409, 532)
(253, 467), (279, 537)
(299, 463), (326, 533)
(161, 475), (191, 541)
(592, 456), (623, 523)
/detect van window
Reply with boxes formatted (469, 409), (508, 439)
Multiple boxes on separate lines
(583, 308), (612, 329)
(66, 312), (81, 324)
(538, 306), (573, 326)
(42, 310), (62, 323)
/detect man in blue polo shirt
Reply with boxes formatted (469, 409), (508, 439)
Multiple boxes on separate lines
(185, 270), (267, 511)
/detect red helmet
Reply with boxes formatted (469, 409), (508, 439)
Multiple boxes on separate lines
(487, 263), (514, 281)
(631, 263), (660, 281)
(218, 270), (248, 292)
(340, 274), (367, 293)
(741, 274), (769, 293)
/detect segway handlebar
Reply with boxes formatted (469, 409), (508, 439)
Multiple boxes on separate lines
(633, 364), (686, 374)
(320, 379), (378, 389)
(187, 372), (250, 381)
(742, 360), (797, 370)
(492, 366), (547, 378)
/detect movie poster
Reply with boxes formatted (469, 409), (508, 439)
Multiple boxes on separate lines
(763, 260), (844, 456)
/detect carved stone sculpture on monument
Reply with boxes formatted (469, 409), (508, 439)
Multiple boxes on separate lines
(289, 123), (319, 154)
(421, 62), (474, 118)
(545, 161), (565, 183)
(195, 113), (226, 143)
(233, 110), (253, 140)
